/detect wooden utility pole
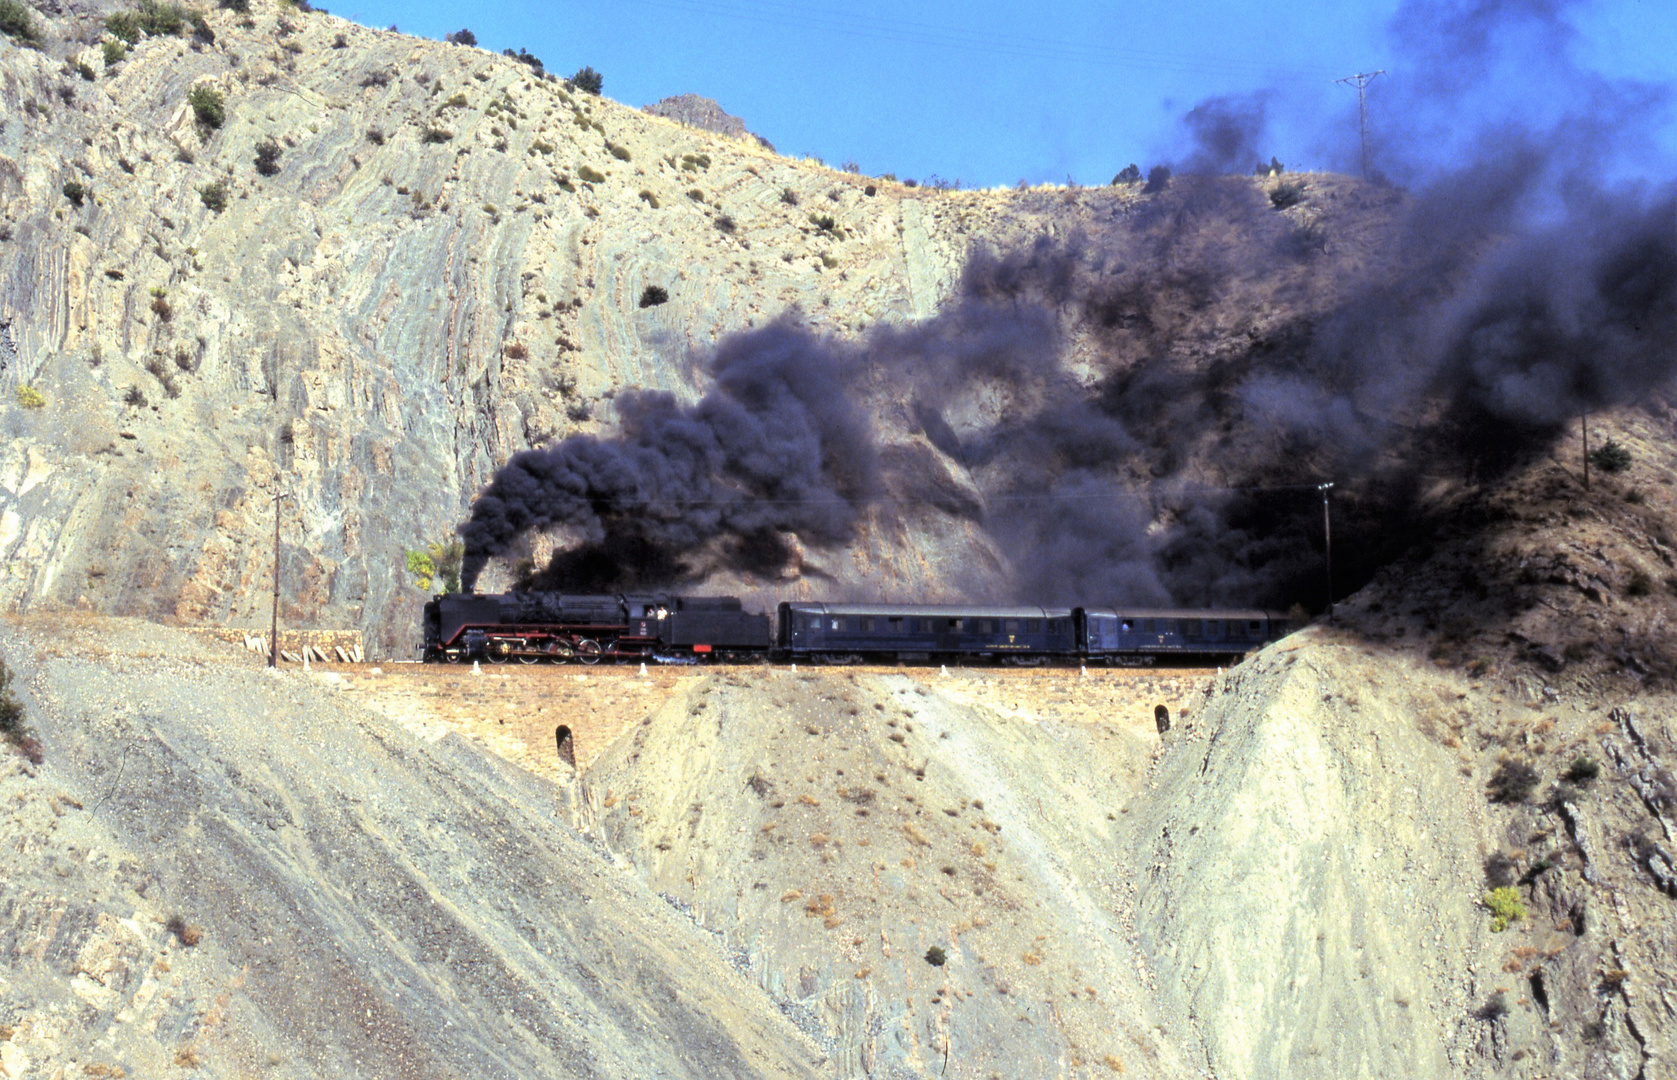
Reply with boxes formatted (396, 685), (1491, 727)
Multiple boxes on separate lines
(1336, 71), (1385, 177)
(1581, 413), (1591, 492)
(270, 491), (292, 667)
(1319, 482), (1335, 621)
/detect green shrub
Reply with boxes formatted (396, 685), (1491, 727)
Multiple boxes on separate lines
(679, 152), (710, 171)
(685, 188), (705, 202)
(607, 142), (631, 162)
(1589, 439), (1632, 474)
(253, 137), (282, 175)
(15, 385), (44, 409)
(924, 945), (947, 966)
(1270, 182), (1305, 210)
(577, 164), (605, 184)
(1487, 759), (1541, 803)
(1112, 163), (1141, 185)
(365, 126), (384, 144)
(638, 284), (668, 308)
(567, 65), (602, 94)
(1483, 887), (1525, 933)
(105, 10), (143, 41)
(1565, 755), (1602, 784)
(0, 0), (39, 42)
(102, 38), (127, 66)
(444, 91), (468, 108)
(188, 85), (225, 129)
(135, 0), (189, 36)
(0, 656), (40, 765)
(637, 189), (658, 208)
(714, 214), (735, 234)
(76, 60), (97, 81)
(420, 126), (453, 143)
(62, 180), (87, 206)
(197, 178), (228, 211)
(406, 541), (463, 593)
(780, 186), (798, 205)
(809, 212), (837, 233)
(218, 0), (249, 11)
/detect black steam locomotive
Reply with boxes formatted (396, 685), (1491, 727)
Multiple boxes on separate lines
(422, 592), (1291, 666)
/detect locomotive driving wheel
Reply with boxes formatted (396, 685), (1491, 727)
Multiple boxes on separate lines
(487, 639), (513, 663)
(576, 639), (603, 665)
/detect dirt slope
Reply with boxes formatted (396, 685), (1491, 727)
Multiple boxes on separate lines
(0, 616), (827, 1079)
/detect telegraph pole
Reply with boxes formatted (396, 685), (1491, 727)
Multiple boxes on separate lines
(1335, 71), (1384, 177)
(1581, 413), (1591, 492)
(1318, 482), (1335, 622)
(270, 490), (293, 667)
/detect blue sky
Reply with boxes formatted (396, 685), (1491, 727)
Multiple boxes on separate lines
(331, 0), (1677, 188)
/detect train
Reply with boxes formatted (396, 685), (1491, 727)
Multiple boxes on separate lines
(422, 591), (1293, 666)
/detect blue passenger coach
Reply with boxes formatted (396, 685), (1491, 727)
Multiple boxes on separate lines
(778, 603), (1076, 665)
(1075, 608), (1282, 664)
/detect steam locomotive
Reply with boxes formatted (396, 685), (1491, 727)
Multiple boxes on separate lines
(422, 591), (1291, 666)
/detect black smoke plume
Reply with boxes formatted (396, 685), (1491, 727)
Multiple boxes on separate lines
(461, 0), (1677, 610)
(458, 323), (876, 592)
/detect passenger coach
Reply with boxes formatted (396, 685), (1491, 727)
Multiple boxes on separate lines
(1076, 608), (1282, 664)
(777, 602), (1077, 665)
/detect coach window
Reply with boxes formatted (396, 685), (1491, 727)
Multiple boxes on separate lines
(1120, 620), (1133, 632)
(1249, 620), (1263, 635)
(1206, 620), (1221, 636)
(907, 618), (920, 633)
(807, 616), (822, 630)
(1184, 620), (1200, 636)
(948, 618), (964, 631)
(860, 617), (875, 632)
(888, 617), (904, 633)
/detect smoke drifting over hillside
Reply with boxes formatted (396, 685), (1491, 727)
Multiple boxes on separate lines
(458, 325), (876, 592)
(460, 0), (1677, 606)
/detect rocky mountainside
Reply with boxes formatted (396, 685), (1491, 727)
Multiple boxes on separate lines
(642, 92), (769, 148)
(0, 0), (1386, 655)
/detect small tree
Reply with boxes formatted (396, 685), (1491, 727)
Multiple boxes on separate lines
(567, 66), (602, 94)
(197, 179), (228, 212)
(1112, 163), (1141, 185)
(444, 27), (476, 45)
(638, 284), (668, 308)
(1589, 439), (1632, 474)
(254, 137), (282, 176)
(62, 180), (87, 206)
(188, 84), (226, 129)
